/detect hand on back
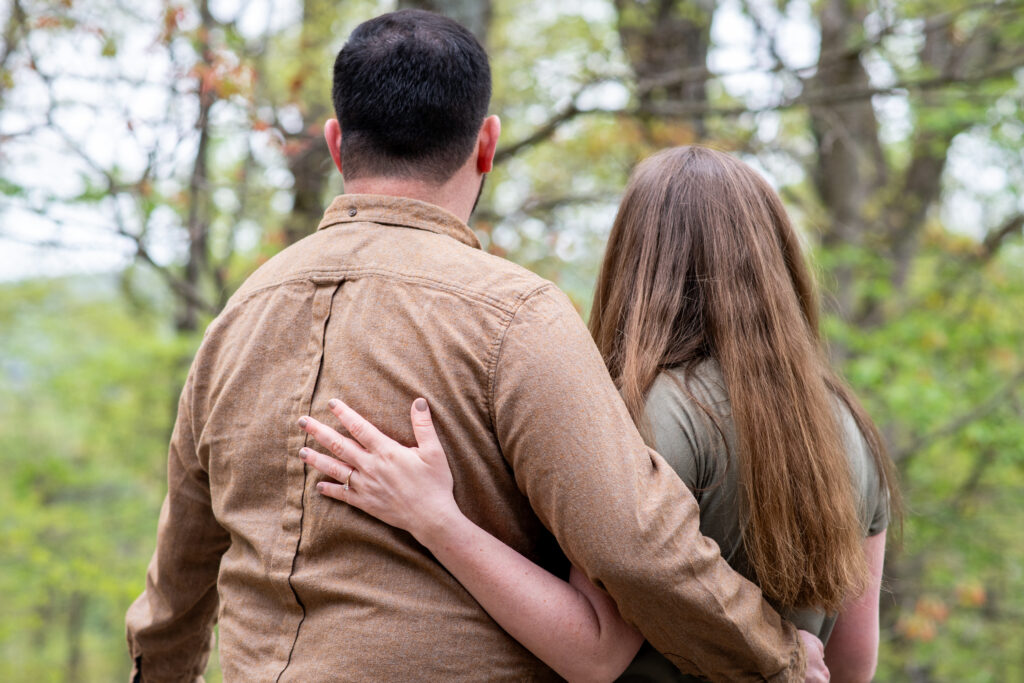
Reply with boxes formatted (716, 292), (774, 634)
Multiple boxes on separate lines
(799, 630), (830, 682)
(297, 397), (460, 544)
(298, 400), (833, 683)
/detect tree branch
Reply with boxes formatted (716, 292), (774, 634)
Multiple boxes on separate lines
(128, 234), (220, 316)
(494, 100), (581, 163)
(649, 57), (1024, 118)
(474, 192), (610, 224)
(893, 367), (1024, 463)
(949, 445), (1000, 513)
(493, 54), (1024, 163)
(980, 213), (1024, 259)
(0, 0), (26, 108)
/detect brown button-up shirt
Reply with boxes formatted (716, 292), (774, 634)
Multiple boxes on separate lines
(126, 195), (805, 682)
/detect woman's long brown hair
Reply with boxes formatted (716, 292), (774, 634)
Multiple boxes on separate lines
(589, 146), (900, 612)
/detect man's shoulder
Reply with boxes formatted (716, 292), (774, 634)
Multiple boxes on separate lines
(215, 224), (570, 334)
(225, 231), (337, 302)
(430, 238), (559, 308)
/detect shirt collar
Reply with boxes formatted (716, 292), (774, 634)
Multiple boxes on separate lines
(317, 194), (482, 250)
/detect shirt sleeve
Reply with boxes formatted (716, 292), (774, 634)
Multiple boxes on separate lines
(490, 286), (805, 681)
(838, 405), (889, 538)
(868, 496), (889, 536)
(125, 369), (230, 682)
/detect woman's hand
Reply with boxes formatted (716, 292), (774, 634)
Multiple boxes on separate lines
(297, 397), (461, 544)
(799, 629), (830, 683)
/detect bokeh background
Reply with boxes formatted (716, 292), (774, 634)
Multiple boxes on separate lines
(1, 0), (1023, 680)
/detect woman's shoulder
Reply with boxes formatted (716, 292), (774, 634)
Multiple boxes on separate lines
(834, 396), (889, 536)
(646, 360), (729, 413)
(645, 362), (731, 440)
(643, 361), (733, 489)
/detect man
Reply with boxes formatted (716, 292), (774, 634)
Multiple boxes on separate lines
(127, 10), (826, 681)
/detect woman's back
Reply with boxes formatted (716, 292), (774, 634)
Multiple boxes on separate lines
(619, 361), (888, 682)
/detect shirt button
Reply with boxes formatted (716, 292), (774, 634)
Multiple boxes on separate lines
(348, 208), (358, 217)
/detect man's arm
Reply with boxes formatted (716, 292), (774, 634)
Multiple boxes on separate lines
(490, 286), (806, 681)
(126, 371), (230, 682)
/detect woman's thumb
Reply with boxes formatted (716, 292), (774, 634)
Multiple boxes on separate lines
(410, 398), (444, 457)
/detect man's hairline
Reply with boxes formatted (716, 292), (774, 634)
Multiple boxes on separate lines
(334, 116), (489, 187)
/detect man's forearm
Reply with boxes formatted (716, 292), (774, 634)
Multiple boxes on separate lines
(492, 287), (806, 680)
(126, 372), (228, 681)
(126, 496), (225, 681)
(569, 470), (806, 681)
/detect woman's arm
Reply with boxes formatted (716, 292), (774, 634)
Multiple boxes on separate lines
(298, 398), (643, 683)
(417, 511), (644, 682)
(824, 531), (886, 682)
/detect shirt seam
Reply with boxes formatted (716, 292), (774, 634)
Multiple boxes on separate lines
(318, 217), (475, 247)
(485, 283), (555, 433)
(317, 195), (480, 247)
(227, 267), (524, 316)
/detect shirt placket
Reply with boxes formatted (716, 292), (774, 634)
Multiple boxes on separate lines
(274, 277), (344, 681)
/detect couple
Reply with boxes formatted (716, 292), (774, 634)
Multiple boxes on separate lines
(126, 9), (897, 682)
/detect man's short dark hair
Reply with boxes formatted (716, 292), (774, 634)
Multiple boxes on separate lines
(332, 10), (492, 184)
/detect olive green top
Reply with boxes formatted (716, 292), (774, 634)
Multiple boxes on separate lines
(619, 361), (888, 682)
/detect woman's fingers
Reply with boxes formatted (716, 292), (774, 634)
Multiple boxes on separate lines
(317, 480), (353, 501)
(298, 415), (369, 471)
(299, 446), (353, 486)
(307, 455), (366, 512)
(409, 398), (444, 459)
(327, 398), (394, 455)
(300, 398), (457, 538)
(317, 481), (376, 520)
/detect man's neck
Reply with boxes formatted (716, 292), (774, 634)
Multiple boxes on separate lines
(343, 176), (475, 224)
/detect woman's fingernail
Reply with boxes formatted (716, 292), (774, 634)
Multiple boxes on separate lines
(414, 398), (427, 412)
(299, 448), (309, 460)
(328, 398), (340, 409)
(298, 417), (309, 428)
(316, 482), (326, 493)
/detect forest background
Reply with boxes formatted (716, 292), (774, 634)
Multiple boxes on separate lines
(1, 0), (1023, 680)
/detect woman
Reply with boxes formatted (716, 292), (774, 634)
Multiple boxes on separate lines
(298, 146), (900, 681)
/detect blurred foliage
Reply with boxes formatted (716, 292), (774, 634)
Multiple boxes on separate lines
(0, 278), (198, 680)
(822, 242), (1024, 680)
(1, 0), (1023, 680)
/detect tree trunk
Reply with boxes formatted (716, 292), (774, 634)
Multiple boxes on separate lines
(281, 0), (341, 245)
(65, 591), (87, 683)
(808, 0), (1002, 326)
(397, 0), (492, 45)
(0, 0), (26, 110)
(177, 0), (216, 332)
(283, 138), (331, 245)
(614, 0), (713, 140)
(882, 19), (998, 301)
(806, 0), (887, 323)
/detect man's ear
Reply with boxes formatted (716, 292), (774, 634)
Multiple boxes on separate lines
(475, 115), (501, 174)
(324, 119), (344, 175)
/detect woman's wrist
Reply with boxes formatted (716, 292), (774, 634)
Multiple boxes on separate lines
(410, 501), (467, 549)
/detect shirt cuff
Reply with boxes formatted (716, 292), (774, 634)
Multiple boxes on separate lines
(765, 621), (807, 682)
